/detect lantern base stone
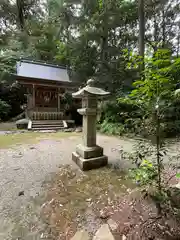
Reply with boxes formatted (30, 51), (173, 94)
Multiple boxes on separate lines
(72, 152), (108, 171)
(76, 144), (103, 159)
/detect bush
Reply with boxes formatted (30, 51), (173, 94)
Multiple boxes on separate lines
(99, 100), (145, 136)
(100, 100), (142, 124)
(0, 99), (11, 120)
(99, 99), (180, 138)
(0, 83), (26, 120)
(161, 120), (180, 138)
(99, 119), (125, 135)
(161, 99), (180, 137)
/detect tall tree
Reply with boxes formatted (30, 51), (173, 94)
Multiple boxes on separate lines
(16, 0), (25, 31)
(138, 0), (145, 73)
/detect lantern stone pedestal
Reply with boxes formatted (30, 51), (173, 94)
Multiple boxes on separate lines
(72, 79), (110, 171)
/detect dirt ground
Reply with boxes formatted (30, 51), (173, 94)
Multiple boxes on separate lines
(0, 132), (180, 239)
(40, 166), (180, 240)
(0, 133), (136, 239)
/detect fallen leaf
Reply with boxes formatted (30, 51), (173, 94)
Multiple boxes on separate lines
(18, 191), (24, 196)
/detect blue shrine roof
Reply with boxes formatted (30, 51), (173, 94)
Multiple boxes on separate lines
(16, 60), (70, 82)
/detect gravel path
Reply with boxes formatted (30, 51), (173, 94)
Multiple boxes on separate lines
(0, 134), (136, 240)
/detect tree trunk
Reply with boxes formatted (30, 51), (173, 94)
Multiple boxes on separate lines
(177, 25), (180, 58)
(153, 16), (158, 52)
(101, 0), (108, 67)
(101, 34), (108, 66)
(98, 0), (109, 88)
(16, 0), (25, 31)
(16, 0), (29, 49)
(162, 8), (166, 48)
(64, 11), (71, 67)
(156, 107), (162, 215)
(177, 36), (180, 58)
(138, 0), (145, 74)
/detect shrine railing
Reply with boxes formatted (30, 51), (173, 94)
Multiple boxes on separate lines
(32, 111), (64, 120)
(34, 107), (58, 112)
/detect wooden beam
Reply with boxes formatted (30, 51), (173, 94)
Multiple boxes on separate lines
(58, 87), (60, 111)
(32, 84), (35, 108)
(18, 80), (77, 90)
(15, 75), (79, 87)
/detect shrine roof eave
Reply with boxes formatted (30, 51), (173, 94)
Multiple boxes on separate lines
(14, 74), (80, 87)
(72, 86), (110, 99)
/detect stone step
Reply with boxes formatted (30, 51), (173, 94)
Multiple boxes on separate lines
(30, 120), (66, 131)
(32, 126), (65, 131)
(32, 124), (64, 128)
(33, 120), (64, 124)
(32, 121), (64, 125)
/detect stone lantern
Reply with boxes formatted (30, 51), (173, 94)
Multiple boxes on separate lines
(72, 79), (110, 171)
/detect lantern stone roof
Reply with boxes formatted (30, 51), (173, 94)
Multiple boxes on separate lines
(16, 59), (70, 82)
(72, 79), (110, 98)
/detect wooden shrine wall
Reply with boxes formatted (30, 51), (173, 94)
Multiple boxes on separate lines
(35, 86), (58, 108)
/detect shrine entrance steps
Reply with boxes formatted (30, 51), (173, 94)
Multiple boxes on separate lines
(29, 120), (67, 131)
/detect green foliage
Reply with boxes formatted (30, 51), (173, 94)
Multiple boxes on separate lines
(129, 159), (157, 186)
(101, 99), (142, 122)
(161, 120), (180, 138)
(0, 83), (26, 120)
(125, 49), (175, 104)
(99, 99), (146, 135)
(60, 92), (73, 106)
(176, 173), (180, 178)
(99, 50), (180, 138)
(117, 49), (180, 137)
(55, 42), (69, 65)
(99, 119), (125, 135)
(0, 39), (25, 81)
(0, 100), (11, 120)
(1, 0), (180, 122)
(122, 48), (180, 214)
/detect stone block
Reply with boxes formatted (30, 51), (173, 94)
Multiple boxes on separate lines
(16, 118), (29, 129)
(107, 219), (118, 231)
(71, 230), (89, 240)
(76, 144), (103, 159)
(93, 224), (115, 240)
(72, 152), (108, 171)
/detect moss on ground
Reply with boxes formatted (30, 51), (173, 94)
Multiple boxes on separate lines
(40, 165), (135, 239)
(0, 132), (78, 148)
(0, 122), (17, 131)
